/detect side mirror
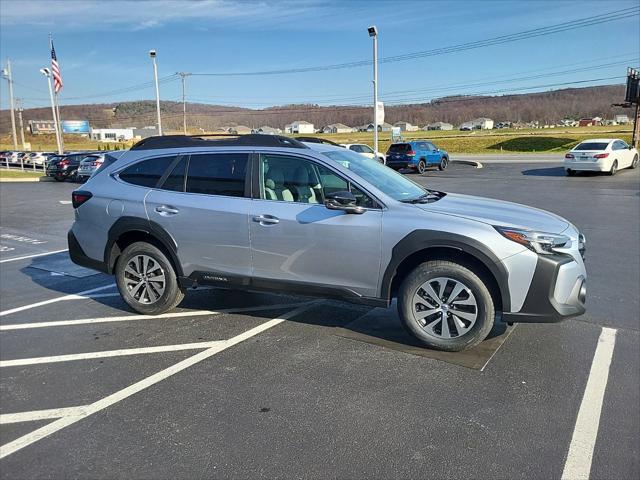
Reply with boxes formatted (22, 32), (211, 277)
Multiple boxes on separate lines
(324, 191), (365, 214)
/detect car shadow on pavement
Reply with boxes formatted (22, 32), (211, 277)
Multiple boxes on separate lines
(521, 166), (567, 177)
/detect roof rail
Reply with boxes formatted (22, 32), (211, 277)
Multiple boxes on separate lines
(130, 134), (309, 151)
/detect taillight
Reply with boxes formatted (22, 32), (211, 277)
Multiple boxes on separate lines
(594, 153), (609, 159)
(60, 159), (70, 166)
(72, 191), (92, 209)
(565, 153), (574, 159)
(407, 150), (416, 156)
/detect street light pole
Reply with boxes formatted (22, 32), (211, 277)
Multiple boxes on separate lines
(41, 68), (63, 154)
(368, 26), (379, 155)
(149, 50), (162, 136)
(2, 60), (19, 150)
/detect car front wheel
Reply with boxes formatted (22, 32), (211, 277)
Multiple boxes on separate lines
(397, 260), (495, 351)
(115, 242), (184, 315)
(438, 158), (448, 171)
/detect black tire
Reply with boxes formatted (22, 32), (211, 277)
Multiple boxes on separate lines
(631, 154), (638, 169)
(417, 159), (427, 174)
(566, 169), (576, 176)
(115, 242), (184, 315)
(438, 157), (448, 171)
(53, 175), (65, 182)
(397, 260), (495, 351)
(608, 160), (618, 176)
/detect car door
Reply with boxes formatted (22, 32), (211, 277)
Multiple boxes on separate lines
(249, 152), (382, 298)
(144, 151), (252, 280)
(425, 142), (441, 165)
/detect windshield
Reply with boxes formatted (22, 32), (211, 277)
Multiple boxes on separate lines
(574, 142), (609, 151)
(320, 148), (427, 201)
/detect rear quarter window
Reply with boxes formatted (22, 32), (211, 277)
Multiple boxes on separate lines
(119, 155), (177, 187)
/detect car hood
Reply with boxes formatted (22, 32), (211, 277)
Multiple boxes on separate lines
(417, 192), (569, 233)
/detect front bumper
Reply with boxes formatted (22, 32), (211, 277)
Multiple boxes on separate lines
(502, 253), (586, 323)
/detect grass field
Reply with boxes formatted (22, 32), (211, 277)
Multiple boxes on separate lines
(0, 125), (633, 155)
(0, 169), (45, 179)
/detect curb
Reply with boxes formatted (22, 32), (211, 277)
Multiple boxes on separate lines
(0, 176), (54, 183)
(451, 159), (483, 169)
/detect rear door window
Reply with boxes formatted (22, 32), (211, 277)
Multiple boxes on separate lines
(186, 153), (249, 197)
(160, 157), (187, 192)
(119, 155), (177, 187)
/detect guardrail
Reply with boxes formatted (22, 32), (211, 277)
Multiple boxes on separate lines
(2, 158), (47, 172)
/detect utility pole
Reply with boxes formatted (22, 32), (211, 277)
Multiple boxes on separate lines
(2, 60), (19, 150)
(178, 72), (190, 135)
(149, 50), (162, 135)
(368, 26), (379, 156)
(633, 102), (640, 149)
(16, 99), (26, 149)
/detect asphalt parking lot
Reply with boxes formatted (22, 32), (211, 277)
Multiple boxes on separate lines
(0, 161), (638, 479)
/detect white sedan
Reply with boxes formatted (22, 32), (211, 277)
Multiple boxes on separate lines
(341, 143), (385, 163)
(565, 138), (638, 176)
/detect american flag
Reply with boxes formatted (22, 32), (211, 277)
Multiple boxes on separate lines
(50, 40), (63, 93)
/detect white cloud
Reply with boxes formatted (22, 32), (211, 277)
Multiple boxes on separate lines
(0, 0), (319, 30)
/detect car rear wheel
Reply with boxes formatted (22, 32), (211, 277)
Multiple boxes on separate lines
(417, 160), (427, 174)
(631, 154), (638, 169)
(438, 158), (448, 171)
(608, 160), (618, 176)
(53, 175), (65, 182)
(566, 169), (576, 176)
(116, 242), (184, 315)
(397, 260), (495, 351)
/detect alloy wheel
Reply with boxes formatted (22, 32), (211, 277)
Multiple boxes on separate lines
(411, 276), (478, 339)
(124, 254), (166, 304)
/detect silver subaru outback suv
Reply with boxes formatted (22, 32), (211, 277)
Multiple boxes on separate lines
(68, 134), (586, 351)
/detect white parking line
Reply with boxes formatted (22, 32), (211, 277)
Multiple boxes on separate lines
(0, 249), (69, 264)
(0, 284), (116, 317)
(0, 341), (226, 367)
(561, 327), (617, 480)
(1, 406), (90, 425)
(0, 301), (307, 331)
(0, 303), (316, 459)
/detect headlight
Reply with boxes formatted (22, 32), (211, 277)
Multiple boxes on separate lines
(494, 226), (571, 255)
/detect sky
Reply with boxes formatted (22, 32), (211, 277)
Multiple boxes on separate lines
(0, 0), (639, 111)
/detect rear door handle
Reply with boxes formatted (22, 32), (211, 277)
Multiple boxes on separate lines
(155, 205), (179, 216)
(253, 214), (279, 225)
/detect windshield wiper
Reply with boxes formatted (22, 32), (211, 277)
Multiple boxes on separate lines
(400, 190), (446, 204)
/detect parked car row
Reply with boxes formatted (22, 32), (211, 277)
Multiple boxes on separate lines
(0, 151), (57, 166)
(45, 152), (106, 182)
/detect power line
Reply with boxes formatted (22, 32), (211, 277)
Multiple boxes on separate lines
(189, 7), (639, 77)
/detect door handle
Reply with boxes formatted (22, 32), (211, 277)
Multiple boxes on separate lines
(155, 205), (179, 216)
(253, 215), (279, 225)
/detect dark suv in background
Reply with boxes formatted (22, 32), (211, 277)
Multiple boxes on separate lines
(46, 152), (95, 182)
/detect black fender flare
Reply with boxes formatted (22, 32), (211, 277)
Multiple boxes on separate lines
(380, 230), (511, 311)
(104, 216), (183, 277)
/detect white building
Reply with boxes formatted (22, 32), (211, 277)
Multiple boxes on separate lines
(425, 122), (453, 131)
(614, 114), (630, 124)
(321, 123), (353, 134)
(393, 121), (419, 132)
(461, 118), (494, 130)
(91, 128), (135, 142)
(285, 121), (314, 134)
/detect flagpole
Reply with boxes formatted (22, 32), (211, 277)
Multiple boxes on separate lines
(49, 33), (64, 153)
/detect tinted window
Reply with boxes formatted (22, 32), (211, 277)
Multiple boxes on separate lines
(574, 142), (609, 151)
(119, 155), (176, 187)
(360, 145), (374, 154)
(186, 153), (248, 197)
(388, 143), (411, 153)
(93, 154), (118, 177)
(161, 157), (187, 192)
(349, 145), (363, 153)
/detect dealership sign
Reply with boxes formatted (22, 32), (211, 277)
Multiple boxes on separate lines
(61, 120), (91, 134)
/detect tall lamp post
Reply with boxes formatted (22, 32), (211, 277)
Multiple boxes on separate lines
(368, 25), (379, 156)
(1, 61), (18, 150)
(149, 49), (162, 136)
(40, 68), (63, 154)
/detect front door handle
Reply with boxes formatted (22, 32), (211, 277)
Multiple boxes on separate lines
(253, 214), (279, 225)
(155, 205), (179, 216)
